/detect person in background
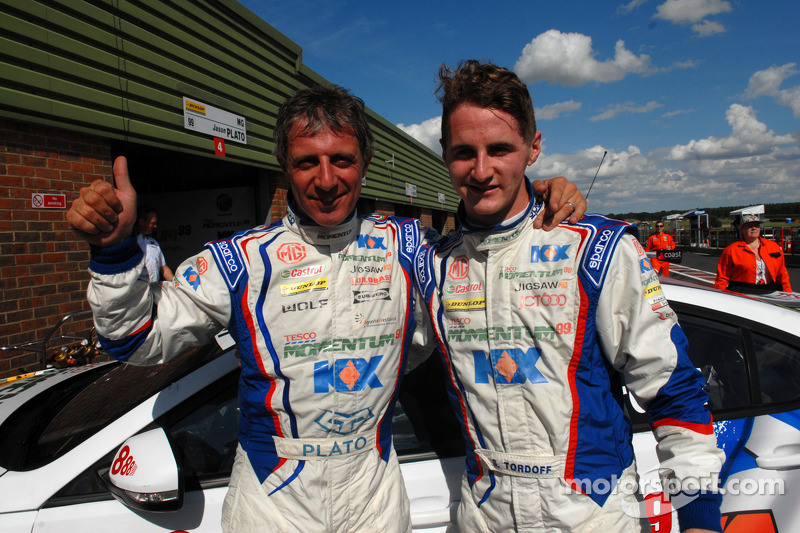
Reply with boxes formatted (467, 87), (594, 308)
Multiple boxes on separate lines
(135, 205), (174, 283)
(66, 83), (586, 533)
(715, 213), (791, 293)
(417, 60), (723, 533)
(646, 221), (676, 276)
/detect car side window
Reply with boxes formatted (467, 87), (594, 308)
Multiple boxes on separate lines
(165, 370), (240, 486)
(751, 331), (800, 404)
(395, 354), (465, 460)
(678, 314), (750, 411)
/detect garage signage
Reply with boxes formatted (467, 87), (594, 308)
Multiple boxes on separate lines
(31, 193), (66, 209)
(183, 97), (247, 145)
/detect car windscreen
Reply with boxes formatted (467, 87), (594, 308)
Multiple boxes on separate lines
(0, 344), (225, 471)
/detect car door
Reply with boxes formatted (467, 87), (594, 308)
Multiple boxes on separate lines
(31, 350), (463, 532)
(630, 301), (800, 533)
(30, 354), (241, 533)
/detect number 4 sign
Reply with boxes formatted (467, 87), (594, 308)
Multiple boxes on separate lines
(214, 137), (226, 157)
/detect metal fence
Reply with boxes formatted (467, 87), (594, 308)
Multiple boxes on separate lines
(639, 227), (799, 254)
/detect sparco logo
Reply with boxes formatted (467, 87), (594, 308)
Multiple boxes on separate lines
(353, 289), (391, 303)
(415, 251), (427, 284)
(277, 242), (306, 264)
(448, 255), (469, 280)
(218, 241), (238, 272)
(588, 229), (614, 270)
(403, 224), (416, 254)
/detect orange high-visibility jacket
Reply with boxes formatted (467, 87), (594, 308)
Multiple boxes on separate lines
(715, 238), (792, 292)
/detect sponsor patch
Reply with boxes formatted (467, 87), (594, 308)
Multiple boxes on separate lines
(315, 408), (375, 435)
(351, 274), (391, 285)
(277, 242), (306, 264)
(519, 293), (568, 309)
(448, 255), (469, 280)
(357, 234), (387, 250)
(314, 356), (384, 392)
(280, 277), (328, 296)
(530, 244), (570, 263)
(444, 298), (486, 311)
(183, 266), (201, 290)
(282, 299), (328, 313)
(280, 265), (325, 279)
(353, 289), (391, 303)
(354, 313), (397, 328)
(474, 347), (548, 384)
(446, 282), (483, 294)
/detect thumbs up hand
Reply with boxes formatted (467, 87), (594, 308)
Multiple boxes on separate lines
(67, 156), (138, 247)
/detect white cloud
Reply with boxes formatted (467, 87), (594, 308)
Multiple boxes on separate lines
(618, 0), (650, 13)
(745, 63), (800, 117)
(662, 108), (694, 118)
(514, 30), (652, 86)
(654, 0), (732, 36)
(666, 104), (799, 160)
(396, 116), (442, 154)
(655, 0), (732, 23)
(691, 19), (725, 36)
(537, 100), (582, 120)
(591, 101), (663, 121)
(526, 103), (800, 212)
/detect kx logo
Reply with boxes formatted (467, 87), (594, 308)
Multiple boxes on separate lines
(640, 257), (653, 274)
(357, 234), (387, 250)
(315, 408), (375, 435)
(314, 356), (384, 392)
(530, 244), (570, 263)
(183, 267), (201, 290)
(473, 348), (548, 385)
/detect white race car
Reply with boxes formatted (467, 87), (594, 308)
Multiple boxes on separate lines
(0, 280), (797, 532)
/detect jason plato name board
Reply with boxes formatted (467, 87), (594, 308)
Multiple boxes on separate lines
(183, 97), (247, 144)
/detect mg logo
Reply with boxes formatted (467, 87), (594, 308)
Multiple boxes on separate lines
(448, 255), (469, 280)
(277, 242), (306, 264)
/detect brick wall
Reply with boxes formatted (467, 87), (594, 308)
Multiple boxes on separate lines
(0, 119), (111, 378)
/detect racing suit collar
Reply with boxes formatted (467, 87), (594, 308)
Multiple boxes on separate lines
(456, 178), (543, 251)
(283, 194), (358, 246)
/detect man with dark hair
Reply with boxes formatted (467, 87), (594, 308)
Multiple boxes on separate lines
(416, 60), (723, 533)
(135, 205), (174, 283)
(67, 82), (586, 532)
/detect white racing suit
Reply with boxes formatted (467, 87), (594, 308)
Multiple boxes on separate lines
(88, 202), (430, 532)
(415, 183), (724, 532)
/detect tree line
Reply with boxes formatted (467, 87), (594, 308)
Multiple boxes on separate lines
(607, 202), (800, 227)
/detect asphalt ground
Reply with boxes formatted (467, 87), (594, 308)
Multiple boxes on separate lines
(666, 248), (800, 291)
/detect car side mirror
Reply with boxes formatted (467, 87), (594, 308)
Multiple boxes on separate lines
(102, 427), (184, 512)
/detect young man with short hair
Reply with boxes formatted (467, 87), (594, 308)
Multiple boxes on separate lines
(416, 60), (723, 533)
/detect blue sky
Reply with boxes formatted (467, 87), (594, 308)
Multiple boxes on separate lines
(240, 0), (800, 214)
